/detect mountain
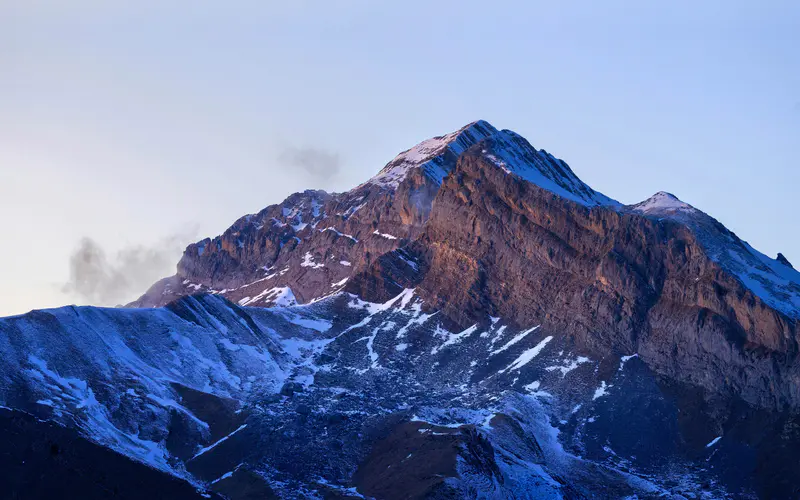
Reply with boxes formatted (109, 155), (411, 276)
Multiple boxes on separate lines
(345, 138), (799, 409)
(3, 120), (800, 498)
(130, 120), (499, 309)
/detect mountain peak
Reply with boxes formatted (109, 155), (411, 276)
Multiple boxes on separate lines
(630, 191), (696, 215)
(628, 191), (800, 318)
(367, 120), (498, 188)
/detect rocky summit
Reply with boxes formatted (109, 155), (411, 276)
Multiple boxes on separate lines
(3, 121), (800, 499)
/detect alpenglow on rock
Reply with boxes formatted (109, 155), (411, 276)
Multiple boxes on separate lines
(2, 120), (799, 499)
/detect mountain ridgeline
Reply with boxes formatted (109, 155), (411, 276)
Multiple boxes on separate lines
(3, 120), (800, 498)
(138, 119), (800, 410)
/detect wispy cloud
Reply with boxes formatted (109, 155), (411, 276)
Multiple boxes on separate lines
(61, 233), (194, 306)
(278, 146), (341, 182)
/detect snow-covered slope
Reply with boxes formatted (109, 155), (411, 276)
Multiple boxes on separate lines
(479, 129), (620, 207)
(369, 120), (619, 207)
(220, 289), (756, 498)
(631, 192), (800, 318)
(0, 294), (334, 484)
(4, 279), (799, 497)
(367, 120), (498, 188)
(631, 191), (696, 215)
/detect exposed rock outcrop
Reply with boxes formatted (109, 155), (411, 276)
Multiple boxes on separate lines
(131, 121), (498, 308)
(349, 132), (800, 409)
(134, 120), (800, 412)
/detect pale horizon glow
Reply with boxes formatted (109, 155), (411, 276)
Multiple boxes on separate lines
(1, 1), (798, 316)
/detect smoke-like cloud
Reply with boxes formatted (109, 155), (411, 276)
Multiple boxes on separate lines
(62, 235), (191, 306)
(278, 146), (341, 181)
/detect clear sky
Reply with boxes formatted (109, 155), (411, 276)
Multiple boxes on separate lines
(1, 1), (798, 316)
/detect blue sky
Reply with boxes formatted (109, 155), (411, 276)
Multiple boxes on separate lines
(1, 1), (798, 315)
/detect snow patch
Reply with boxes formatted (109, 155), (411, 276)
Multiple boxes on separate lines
(490, 325), (539, 355)
(545, 356), (591, 377)
(499, 336), (553, 373)
(331, 278), (349, 287)
(190, 424), (248, 460)
(482, 130), (619, 207)
(320, 227), (358, 243)
(241, 287), (297, 307)
(373, 230), (398, 240)
(301, 252), (325, 269)
(631, 192), (696, 215)
(367, 120), (498, 189)
(618, 353), (638, 371)
(431, 324), (479, 355)
(592, 381), (611, 400)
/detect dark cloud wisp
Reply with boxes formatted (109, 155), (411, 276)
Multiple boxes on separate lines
(278, 146), (341, 181)
(62, 235), (190, 306)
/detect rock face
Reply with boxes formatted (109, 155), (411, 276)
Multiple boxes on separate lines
(5, 120), (800, 498)
(132, 120), (498, 309)
(346, 126), (800, 409)
(400, 145), (798, 407)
